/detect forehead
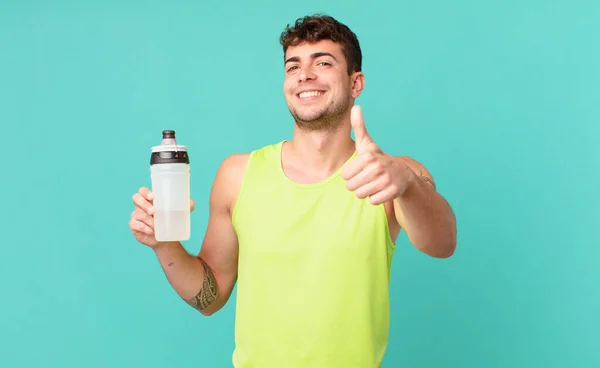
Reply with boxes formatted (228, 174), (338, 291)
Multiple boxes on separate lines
(285, 39), (345, 61)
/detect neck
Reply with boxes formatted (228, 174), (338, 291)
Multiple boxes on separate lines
(282, 120), (356, 183)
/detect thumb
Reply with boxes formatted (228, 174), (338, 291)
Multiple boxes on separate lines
(351, 105), (373, 150)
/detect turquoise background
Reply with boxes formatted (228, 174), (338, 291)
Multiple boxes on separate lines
(1, 0), (598, 367)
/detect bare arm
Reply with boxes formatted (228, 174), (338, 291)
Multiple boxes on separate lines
(342, 105), (455, 258)
(130, 154), (248, 316)
(392, 156), (457, 258)
(152, 242), (217, 313)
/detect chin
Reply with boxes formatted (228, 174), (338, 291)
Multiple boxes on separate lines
(293, 108), (327, 123)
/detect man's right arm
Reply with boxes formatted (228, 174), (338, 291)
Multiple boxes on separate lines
(130, 153), (249, 316)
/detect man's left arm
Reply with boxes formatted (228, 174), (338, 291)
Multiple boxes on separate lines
(342, 105), (456, 258)
(392, 156), (457, 258)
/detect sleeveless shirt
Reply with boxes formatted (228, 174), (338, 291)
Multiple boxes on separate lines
(230, 141), (396, 368)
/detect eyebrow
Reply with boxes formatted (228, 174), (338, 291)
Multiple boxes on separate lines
(285, 52), (337, 64)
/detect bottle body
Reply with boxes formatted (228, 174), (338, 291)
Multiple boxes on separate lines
(150, 162), (190, 241)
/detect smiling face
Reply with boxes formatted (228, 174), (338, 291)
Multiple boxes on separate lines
(283, 39), (364, 131)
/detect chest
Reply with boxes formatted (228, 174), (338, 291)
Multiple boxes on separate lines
(235, 182), (388, 261)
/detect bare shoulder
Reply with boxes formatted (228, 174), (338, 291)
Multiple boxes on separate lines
(217, 153), (251, 189)
(221, 153), (251, 176)
(212, 153), (251, 213)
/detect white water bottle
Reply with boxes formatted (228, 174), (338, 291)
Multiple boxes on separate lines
(150, 130), (191, 242)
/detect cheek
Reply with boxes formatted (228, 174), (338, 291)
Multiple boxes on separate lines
(283, 77), (295, 92)
(283, 87), (294, 100)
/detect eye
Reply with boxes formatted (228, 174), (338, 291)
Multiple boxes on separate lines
(286, 65), (299, 72)
(317, 61), (331, 67)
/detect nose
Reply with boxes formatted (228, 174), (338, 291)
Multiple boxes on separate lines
(298, 65), (316, 82)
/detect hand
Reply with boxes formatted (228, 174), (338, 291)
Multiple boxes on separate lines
(341, 105), (415, 205)
(129, 187), (195, 248)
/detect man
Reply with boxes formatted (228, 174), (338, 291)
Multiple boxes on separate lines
(130, 14), (456, 368)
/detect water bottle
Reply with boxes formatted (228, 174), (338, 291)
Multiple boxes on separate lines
(150, 130), (191, 242)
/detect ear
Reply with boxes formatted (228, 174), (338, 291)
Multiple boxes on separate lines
(351, 72), (365, 99)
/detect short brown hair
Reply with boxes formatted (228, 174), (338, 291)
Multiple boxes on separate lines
(279, 14), (362, 75)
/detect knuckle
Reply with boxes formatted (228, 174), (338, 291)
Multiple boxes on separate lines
(144, 225), (154, 235)
(384, 172), (392, 183)
(355, 189), (366, 199)
(133, 193), (143, 205)
(145, 216), (155, 229)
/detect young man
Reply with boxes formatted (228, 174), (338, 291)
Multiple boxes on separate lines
(129, 14), (456, 368)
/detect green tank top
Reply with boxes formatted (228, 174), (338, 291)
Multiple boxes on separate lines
(231, 141), (396, 368)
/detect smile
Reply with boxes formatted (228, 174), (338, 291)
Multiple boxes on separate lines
(297, 90), (326, 99)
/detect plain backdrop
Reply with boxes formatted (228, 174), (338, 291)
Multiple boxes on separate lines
(1, 0), (598, 367)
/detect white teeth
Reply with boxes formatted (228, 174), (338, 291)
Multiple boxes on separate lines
(299, 91), (324, 98)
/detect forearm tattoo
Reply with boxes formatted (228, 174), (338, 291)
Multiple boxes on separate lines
(185, 258), (217, 311)
(419, 171), (436, 190)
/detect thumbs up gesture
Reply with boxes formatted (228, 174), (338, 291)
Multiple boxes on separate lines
(341, 105), (414, 205)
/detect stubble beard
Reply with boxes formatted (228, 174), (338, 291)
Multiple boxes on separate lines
(289, 95), (352, 133)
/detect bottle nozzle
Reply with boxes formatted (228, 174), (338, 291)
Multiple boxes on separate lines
(160, 130), (178, 147)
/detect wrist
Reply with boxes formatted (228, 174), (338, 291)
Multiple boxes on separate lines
(396, 170), (419, 200)
(152, 241), (180, 254)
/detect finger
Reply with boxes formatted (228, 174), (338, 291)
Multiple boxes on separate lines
(360, 141), (382, 154)
(139, 187), (154, 201)
(132, 192), (154, 215)
(133, 208), (154, 229)
(367, 186), (397, 205)
(341, 154), (371, 180)
(351, 105), (373, 150)
(345, 155), (385, 189)
(346, 163), (381, 192)
(130, 218), (154, 236)
(190, 199), (195, 212)
(353, 176), (388, 199)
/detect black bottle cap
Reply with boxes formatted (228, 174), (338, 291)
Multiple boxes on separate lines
(150, 130), (190, 165)
(151, 150), (189, 165)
